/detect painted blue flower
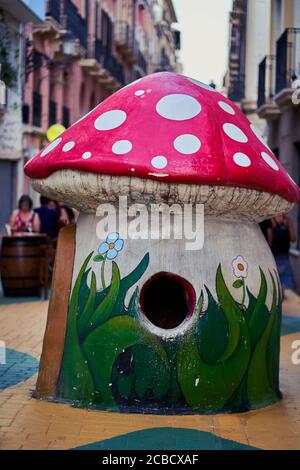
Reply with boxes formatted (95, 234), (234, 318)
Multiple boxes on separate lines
(98, 232), (124, 260)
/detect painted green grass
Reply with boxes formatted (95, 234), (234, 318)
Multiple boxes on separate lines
(58, 252), (282, 413)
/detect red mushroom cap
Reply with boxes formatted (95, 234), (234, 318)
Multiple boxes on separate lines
(25, 72), (300, 204)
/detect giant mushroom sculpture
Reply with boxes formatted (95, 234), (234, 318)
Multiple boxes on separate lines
(25, 72), (300, 413)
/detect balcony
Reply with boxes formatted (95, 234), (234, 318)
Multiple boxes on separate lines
(46, 0), (60, 23)
(33, 2), (61, 38)
(94, 38), (103, 64)
(257, 55), (279, 119)
(274, 28), (300, 107)
(102, 51), (125, 87)
(64, 0), (87, 50)
(80, 38), (125, 89)
(114, 21), (138, 62)
(257, 28), (300, 114)
(152, 50), (175, 73)
(228, 75), (245, 103)
(43, 0), (87, 50)
(137, 49), (148, 74)
(32, 91), (42, 128)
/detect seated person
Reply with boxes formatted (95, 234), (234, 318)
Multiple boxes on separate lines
(34, 196), (60, 239)
(10, 195), (40, 234)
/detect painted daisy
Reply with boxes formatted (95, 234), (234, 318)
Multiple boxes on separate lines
(98, 232), (124, 260)
(232, 256), (248, 278)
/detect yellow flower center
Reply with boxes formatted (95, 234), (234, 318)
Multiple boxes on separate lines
(237, 263), (245, 271)
(109, 242), (115, 249)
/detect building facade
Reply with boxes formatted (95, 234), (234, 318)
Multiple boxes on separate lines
(0, 0), (39, 233)
(22, 0), (180, 200)
(223, 0), (271, 131)
(257, 0), (300, 291)
(223, 0), (247, 104)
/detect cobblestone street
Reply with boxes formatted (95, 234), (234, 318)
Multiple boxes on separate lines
(0, 294), (300, 450)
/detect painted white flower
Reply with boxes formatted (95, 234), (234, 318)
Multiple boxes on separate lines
(98, 232), (124, 260)
(232, 256), (248, 278)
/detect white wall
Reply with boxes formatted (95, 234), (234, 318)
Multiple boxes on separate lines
(0, 12), (23, 163)
(293, 0), (300, 27)
(245, 0), (271, 103)
(271, 0), (283, 50)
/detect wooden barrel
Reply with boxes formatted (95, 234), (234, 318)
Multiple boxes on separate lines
(0, 235), (48, 297)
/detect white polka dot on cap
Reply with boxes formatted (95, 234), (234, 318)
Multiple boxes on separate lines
(233, 152), (251, 167)
(174, 134), (201, 154)
(62, 141), (75, 152)
(94, 110), (127, 131)
(218, 101), (235, 115)
(112, 140), (132, 155)
(82, 151), (92, 159)
(261, 152), (279, 171)
(40, 137), (62, 157)
(156, 94), (201, 121)
(223, 123), (248, 143)
(151, 156), (168, 169)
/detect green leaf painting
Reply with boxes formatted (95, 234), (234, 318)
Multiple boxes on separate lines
(58, 237), (282, 413)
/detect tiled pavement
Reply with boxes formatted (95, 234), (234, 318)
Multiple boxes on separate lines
(0, 296), (300, 450)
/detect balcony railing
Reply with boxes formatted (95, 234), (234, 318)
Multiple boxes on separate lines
(228, 75), (245, 103)
(46, 0), (87, 50)
(62, 106), (70, 128)
(48, 99), (57, 126)
(115, 21), (131, 47)
(103, 50), (125, 85)
(275, 28), (300, 94)
(114, 21), (138, 59)
(257, 55), (276, 108)
(65, 0), (87, 50)
(32, 91), (42, 128)
(93, 38), (125, 85)
(94, 38), (103, 64)
(152, 51), (175, 72)
(138, 49), (147, 74)
(46, 0), (60, 23)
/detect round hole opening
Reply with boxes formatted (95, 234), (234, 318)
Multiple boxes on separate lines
(140, 272), (196, 330)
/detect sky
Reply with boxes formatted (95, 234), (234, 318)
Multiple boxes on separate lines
(173, 0), (233, 89)
(22, 0), (45, 19)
